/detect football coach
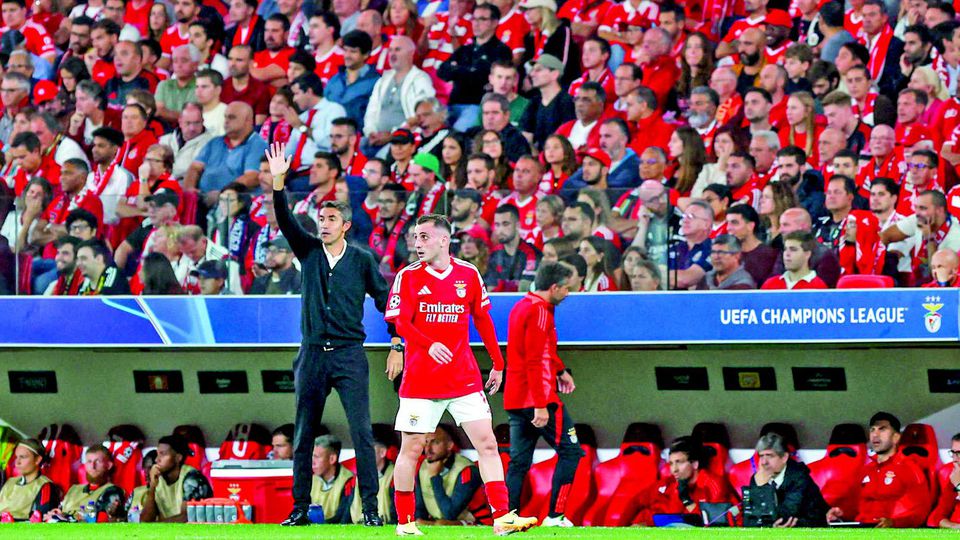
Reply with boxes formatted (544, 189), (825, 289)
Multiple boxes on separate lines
(267, 143), (404, 526)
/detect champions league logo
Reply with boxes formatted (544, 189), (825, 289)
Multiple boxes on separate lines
(923, 296), (944, 334)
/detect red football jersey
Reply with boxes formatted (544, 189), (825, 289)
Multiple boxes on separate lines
(386, 258), (491, 399)
(496, 7), (529, 56)
(160, 24), (190, 58)
(498, 193), (539, 238)
(314, 46), (345, 84)
(0, 20), (54, 58)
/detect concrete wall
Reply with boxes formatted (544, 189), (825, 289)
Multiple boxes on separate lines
(1, 344), (958, 449)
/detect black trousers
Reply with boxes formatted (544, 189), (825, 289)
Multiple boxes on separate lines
(505, 402), (584, 515)
(292, 343), (378, 514)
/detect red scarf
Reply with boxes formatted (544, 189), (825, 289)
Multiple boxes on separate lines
(233, 15), (259, 47)
(864, 25), (894, 80)
(53, 267), (84, 295)
(90, 163), (117, 196)
(370, 214), (411, 271)
(839, 210), (886, 275)
(290, 109), (319, 172)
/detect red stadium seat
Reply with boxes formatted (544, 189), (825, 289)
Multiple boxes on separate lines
(899, 423), (941, 493)
(218, 423), (272, 460)
(692, 422), (732, 478)
(105, 424), (146, 495)
(179, 189), (199, 225)
(582, 423), (663, 527)
(38, 424), (83, 494)
(836, 275), (895, 288)
(807, 423), (868, 519)
(174, 425), (210, 478)
(519, 423), (599, 525)
(728, 422), (800, 497)
(16, 252), (31, 295)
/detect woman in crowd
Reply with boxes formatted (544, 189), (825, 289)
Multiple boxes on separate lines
(579, 236), (618, 291)
(528, 195), (565, 249)
(629, 259), (662, 291)
(140, 252), (185, 295)
(909, 66), (950, 127)
(472, 129), (513, 189)
(383, 0), (423, 41)
(759, 181), (799, 242)
(211, 183), (261, 291)
(668, 126), (713, 197)
(617, 245), (646, 290)
(456, 231), (490, 275)
(147, 3), (171, 42)
(779, 91), (821, 166)
(58, 56), (90, 105)
(677, 32), (715, 106)
(541, 134), (577, 194)
(522, 0), (579, 87)
(440, 132), (469, 189)
(542, 236), (577, 264)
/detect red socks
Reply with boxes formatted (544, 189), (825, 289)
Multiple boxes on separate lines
(484, 481), (510, 519)
(395, 490), (415, 524)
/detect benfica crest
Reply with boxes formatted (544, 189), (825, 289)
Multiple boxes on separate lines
(923, 297), (943, 334)
(454, 281), (467, 298)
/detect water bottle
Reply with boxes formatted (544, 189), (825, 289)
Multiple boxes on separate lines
(85, 502), (97, 523)
(127, 505), (141, 523)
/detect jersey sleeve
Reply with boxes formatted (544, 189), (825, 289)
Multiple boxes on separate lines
(385, 266), (413, 322)
(471, 265), (491, 313)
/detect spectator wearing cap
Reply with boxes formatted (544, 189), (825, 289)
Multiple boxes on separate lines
(568, 118), (640, 190)
(698, 234), (757, 289)
(114, 190), (180, 273)
(284, 73), (348, 173)
(449, 189), (491, 254)
(436, 3), (512, 132)
(249, 236), (301, 294)
(387, 129), (418, 189)
(76, 239), (131, 294)
(221, 45), (271, 125)
(625, 87), (675, 159)
(520, 54), (576, 151)
(405, 152), (449, 218)
(519, 0), (579, 87)
(555, 81), (605, 152)
(763, 9), (793, 64)
(0, 439), (59, 520)
(827, 412), (930, 528)
(486, 203), (542, 292)
(186, 102), (268, 220)
(154, 44), (200, 125)
(576, 148), (610, 189)
(31, 80), (59, 114)
(362, 36), (435, 155)
(141, 434), (213, 522)
(0, 0), (56, 66)
(191, 259), (231, 295)
(85, 127), (135, 228)
(325, 31), (380, 131)
(45, 445), (126, 522)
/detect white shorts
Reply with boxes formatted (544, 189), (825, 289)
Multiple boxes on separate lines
(394, 392), (492, 433)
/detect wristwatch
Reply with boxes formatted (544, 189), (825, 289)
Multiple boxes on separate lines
(298, 125), (308, 134)
(390, 343), (405, 353)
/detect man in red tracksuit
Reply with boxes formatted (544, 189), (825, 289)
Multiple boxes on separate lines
(504, 261), (584, 527)
(827, 412), (931, 528)
(637, 437), (736, 525)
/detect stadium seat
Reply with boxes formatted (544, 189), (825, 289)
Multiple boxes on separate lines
(692, 422), (732, 478)
(583, 423), (663, 527)
(728, 422), (800, 497)
(16, 252), (31, 295)
(807, 423), (868, 519)
(218, 423), (272, 460)
(519, 423), (599, 525)
(105, 424), (146, 494)
(174, 425), (210, 477)
(899, 423), (941, 493)
(38, 424), (83, 494)
(836, 274), (895, 288)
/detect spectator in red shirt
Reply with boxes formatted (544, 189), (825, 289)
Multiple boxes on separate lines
(251, 14), (296, 87)
(0, 0), (56, 66)
(116, 103), (159, 175)
(626, 87), (675, 157)
(638, 437), (736, 525)
(638, 27), (680, 108)
(923, 249), (960, 287)
(928, 432), (960, 527)
(503, 261), (583, 527)
(827, 412), (931, 528)
(222, 44), (272, 125)
(90, 19), (121, 86)
(761, 231), (829, 289)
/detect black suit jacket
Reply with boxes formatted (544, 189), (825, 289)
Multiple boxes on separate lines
(224, 17), (267, 53)
(877, 36), (905, 98)
(749, 460), (829, 527)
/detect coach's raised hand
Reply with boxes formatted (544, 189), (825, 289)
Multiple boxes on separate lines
(428, 342), (453, 364)
(266, 142), (292, 190)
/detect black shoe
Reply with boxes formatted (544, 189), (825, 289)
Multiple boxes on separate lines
(281, 508), (311, 526)
(363, 511), (384, 526)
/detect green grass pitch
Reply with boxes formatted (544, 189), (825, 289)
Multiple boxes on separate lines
(0, 524), (957, 539)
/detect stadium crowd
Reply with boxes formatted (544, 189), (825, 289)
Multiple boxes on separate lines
(3, 0), (960, 294)
(1, 413), (960, 528)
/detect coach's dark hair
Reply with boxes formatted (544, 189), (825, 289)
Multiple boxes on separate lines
(534, 261), (574, 292)
(416, 214), (452, 234)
